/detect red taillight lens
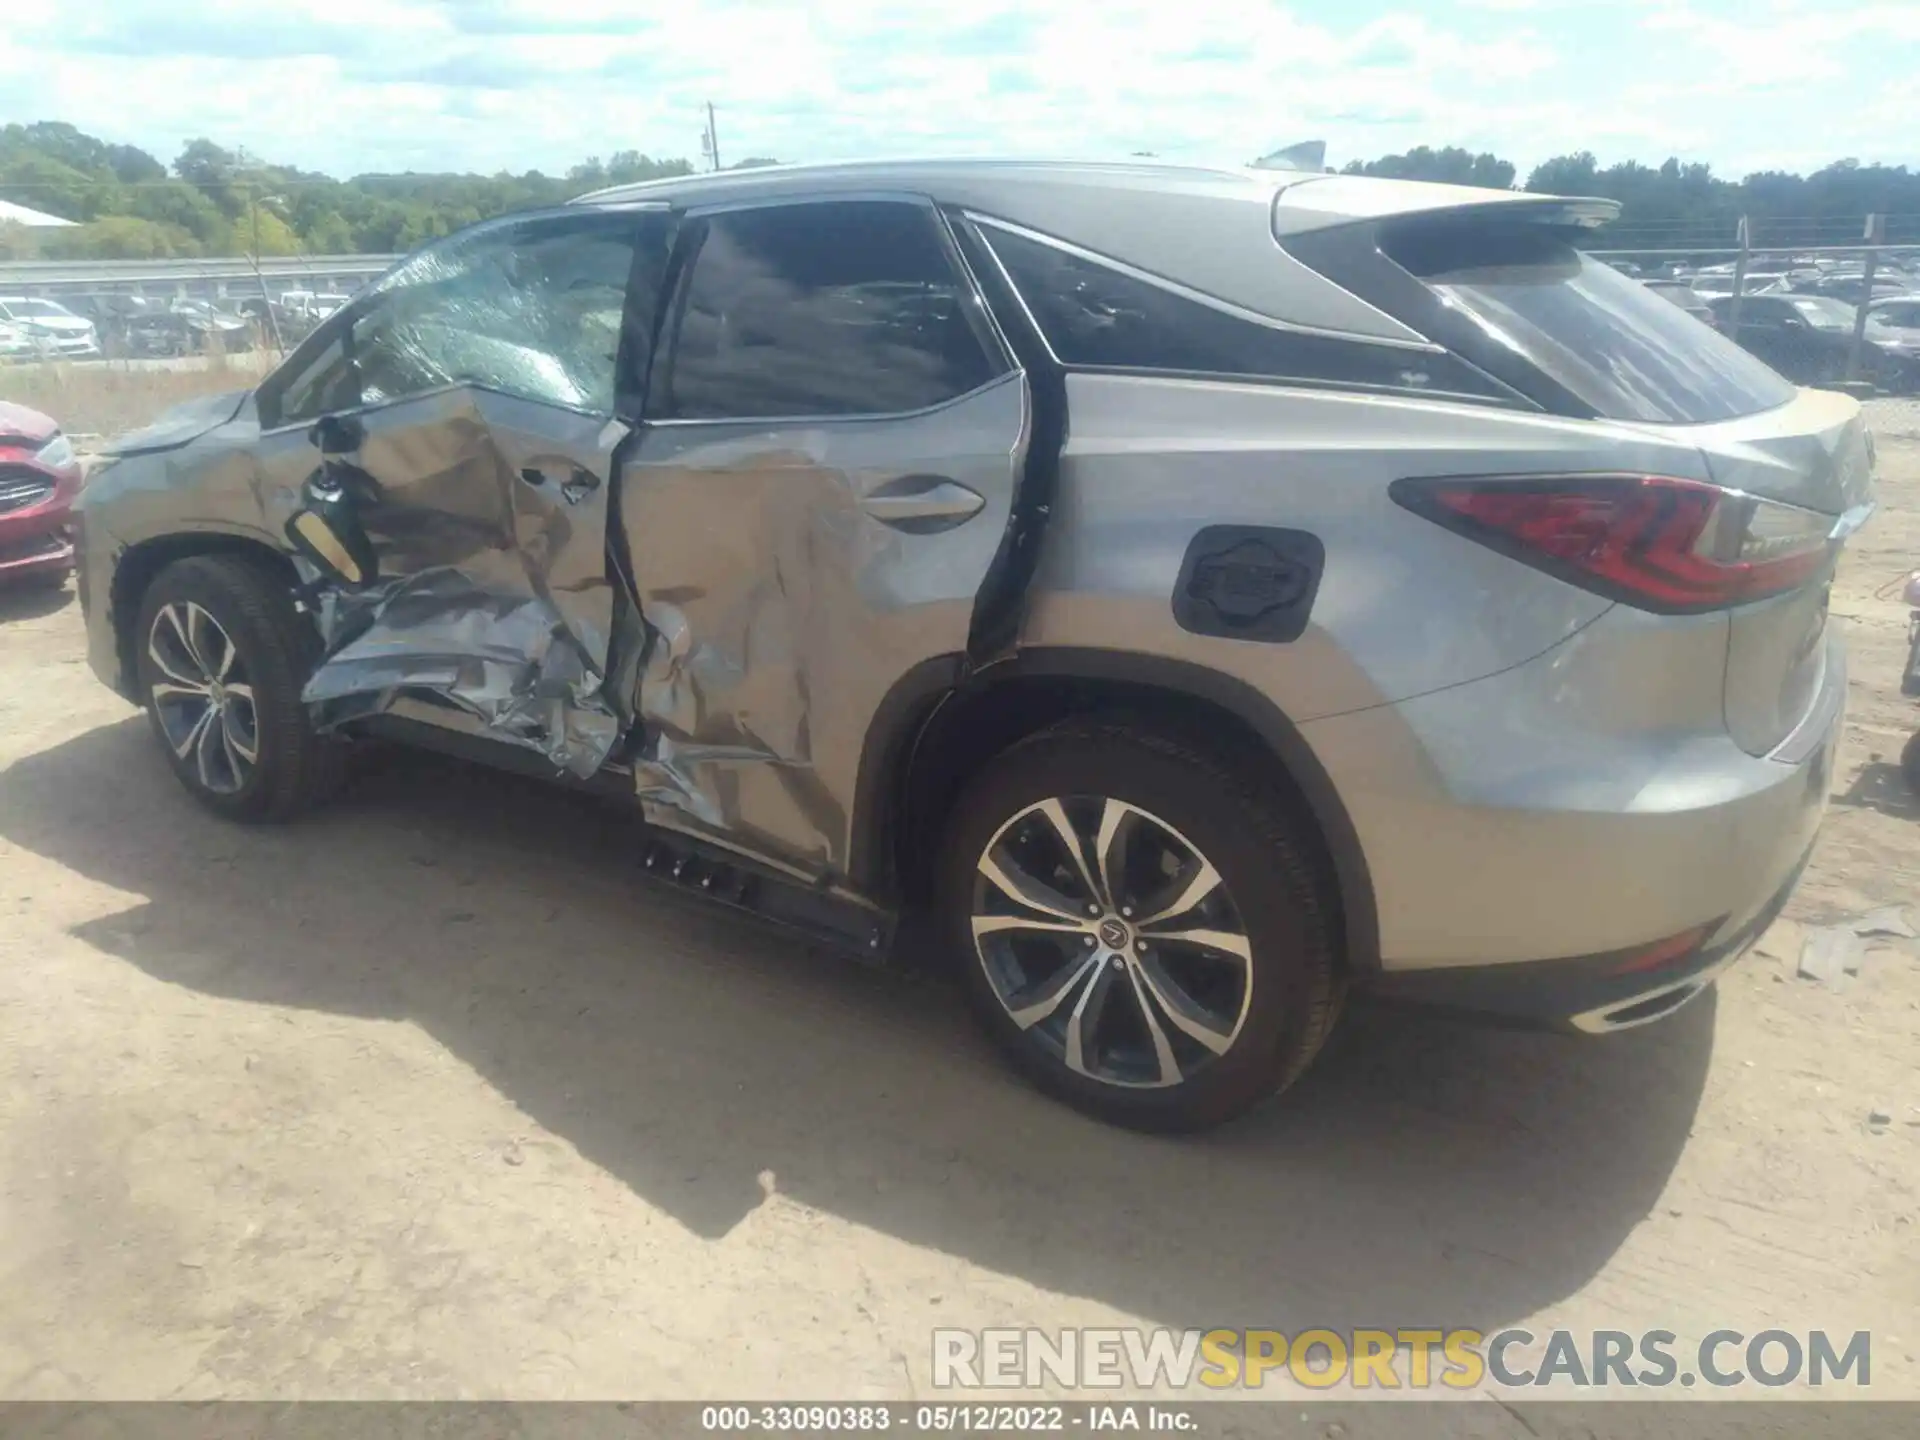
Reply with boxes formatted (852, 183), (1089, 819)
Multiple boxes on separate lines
(1392, 474), (1833, 612)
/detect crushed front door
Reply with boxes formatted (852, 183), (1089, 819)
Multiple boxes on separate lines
(254, 205), (670, 776)
(616, 197), (1031, 874)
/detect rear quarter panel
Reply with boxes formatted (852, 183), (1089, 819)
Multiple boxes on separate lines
(1020, 374), (1718, 720)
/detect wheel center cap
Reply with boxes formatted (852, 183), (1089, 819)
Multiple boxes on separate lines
(1097, 916), (1131, 950)
(208, 682), (227, 706)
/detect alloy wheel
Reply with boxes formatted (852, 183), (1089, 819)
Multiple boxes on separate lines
(147, 601), (260, 795)
(970, 795), (1254, 1088)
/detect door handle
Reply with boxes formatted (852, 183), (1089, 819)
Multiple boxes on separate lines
(859, 476), (986, 530)
(521, 465), (601, 505)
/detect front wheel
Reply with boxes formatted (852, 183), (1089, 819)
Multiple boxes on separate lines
(937, 720), (1344, 1132)
(134, 554), (344, 821)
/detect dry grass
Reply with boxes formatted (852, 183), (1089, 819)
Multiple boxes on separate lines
(0, 348), (278, 441)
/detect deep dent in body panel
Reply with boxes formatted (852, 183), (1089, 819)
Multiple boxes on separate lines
(618, 377), (1030, 873)
(86, 383), (634, 780)
(289, 391), (628, 779)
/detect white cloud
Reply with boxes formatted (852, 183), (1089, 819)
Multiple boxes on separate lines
(0, 0), (1911, 180)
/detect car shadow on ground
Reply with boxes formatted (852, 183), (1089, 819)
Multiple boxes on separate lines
(0, 717), (1715, 1335)
(1833, 758), (1920, 820)
(0, 579), (73, 623)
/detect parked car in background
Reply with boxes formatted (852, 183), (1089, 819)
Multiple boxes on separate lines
(1798, 273), (1910, 306)
(1692, 274), (1786, 300)
(0, 321), (37, 363)
(1708, 293), (1886, 385)
(0, 297), (101, 359)
(269, 291), (352, 343)
(126, 299), (252, 357)
(1867, 296), (1920, 333)
(66, 294), (156, 356)
(0, 401), (83, 588)
(75, 161), (1862, 1130)
(1645, 281), (1719, 329)
(1865, 296), (1920, 394)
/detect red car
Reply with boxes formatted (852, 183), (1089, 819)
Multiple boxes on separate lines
(0, 401), (83, 588)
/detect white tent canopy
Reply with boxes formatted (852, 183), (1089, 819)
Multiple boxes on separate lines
(0, 199), (77, 228)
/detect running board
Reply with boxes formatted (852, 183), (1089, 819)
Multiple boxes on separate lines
(345, 710), (897, 963)
(633, 829), (896, 963)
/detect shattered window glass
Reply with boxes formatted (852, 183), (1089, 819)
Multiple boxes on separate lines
(667, 201), (1001, 420)
(274, 211), (648, 425)
(361, 216), (637, 413)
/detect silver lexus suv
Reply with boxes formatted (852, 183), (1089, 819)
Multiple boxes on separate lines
(72, 161), (1867, 1131)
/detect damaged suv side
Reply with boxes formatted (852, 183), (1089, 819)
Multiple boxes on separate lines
(76, 162), (1857, 1132)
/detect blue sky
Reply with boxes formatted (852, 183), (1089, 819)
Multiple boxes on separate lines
(4, 0), (1915, 179)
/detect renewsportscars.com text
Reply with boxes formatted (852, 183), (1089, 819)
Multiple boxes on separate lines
(932, 1327), (1873, 1391)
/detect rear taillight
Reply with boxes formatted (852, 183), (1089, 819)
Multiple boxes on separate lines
(1392, 474), (1833, 613)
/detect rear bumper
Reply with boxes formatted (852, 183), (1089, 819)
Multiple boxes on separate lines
(1305, 612), (1843, 1026)
(1360, 839), (1812, 1031)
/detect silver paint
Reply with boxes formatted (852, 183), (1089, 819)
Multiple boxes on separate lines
(619, 373), (1029, 872)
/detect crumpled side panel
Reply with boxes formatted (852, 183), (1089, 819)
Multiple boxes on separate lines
(301, 565), (619, 777)
(619, 453), (851, 866)
(616, 376), (1030, 873)
(279, 389), (628, 779)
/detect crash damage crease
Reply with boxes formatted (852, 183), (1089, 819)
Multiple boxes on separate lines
(624, 592), (844, 858)
(266, 231), (650, 778)
(616, 440), (858, 871)
(300, 563), (621, 778)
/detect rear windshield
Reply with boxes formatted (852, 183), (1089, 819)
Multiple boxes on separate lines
(1381, 222), (1797, 424)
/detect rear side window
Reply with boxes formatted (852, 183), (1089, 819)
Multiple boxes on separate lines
(980, 224), (1515, 403)
(1379, 221), (1796, 424)
(665, 201), (1002, 420)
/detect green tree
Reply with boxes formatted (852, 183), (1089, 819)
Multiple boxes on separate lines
(1344, 146), (1514, 189)
(46, 215), (190, 259)
(0, 220), (38, 260)
(1525, 151), (1601, 195)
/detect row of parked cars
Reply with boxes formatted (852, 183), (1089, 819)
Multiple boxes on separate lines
(1633, 261), (1920, 392)
(0, 289), (355, 362)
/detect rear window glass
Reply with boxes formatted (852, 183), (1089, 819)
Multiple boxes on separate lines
(982, 225), (1517, 403)
(1381, 222), (1797, 424)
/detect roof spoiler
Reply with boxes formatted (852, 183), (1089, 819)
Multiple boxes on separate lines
(1272, 181), (1622, 239)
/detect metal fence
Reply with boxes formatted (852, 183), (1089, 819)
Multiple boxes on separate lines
(0, 254), (398, 304)
(1589, 213), (1920, 391)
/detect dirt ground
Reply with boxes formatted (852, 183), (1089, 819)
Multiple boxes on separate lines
(1, 404), (1917, 1405)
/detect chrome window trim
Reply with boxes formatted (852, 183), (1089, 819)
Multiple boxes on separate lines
(682, 188), (939, 219)
(964, 211), (1445, 354)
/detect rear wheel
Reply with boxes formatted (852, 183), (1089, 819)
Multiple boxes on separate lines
(937, 720), (1343, 1132)
(134, 554), (344, 821)
(1901, 733), (1920, 796)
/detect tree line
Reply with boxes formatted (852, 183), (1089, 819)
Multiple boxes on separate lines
(3, 122), (1917, 262)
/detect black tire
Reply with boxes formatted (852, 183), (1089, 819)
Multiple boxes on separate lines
(1902, 733), (1920, 797)
(937, 718), (1344, 1133)
(133, 553), (344, 821)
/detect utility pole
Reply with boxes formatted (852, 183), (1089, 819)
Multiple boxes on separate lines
(1727, 215), (1751, 340)
(1845, 213), (1885, 388)
(703, 102), (722, 172)
(245, 183), (285, 356)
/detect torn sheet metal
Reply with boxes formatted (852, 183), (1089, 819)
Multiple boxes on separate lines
(301, 564), (620, 777)
(272, 389), (630, 778)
